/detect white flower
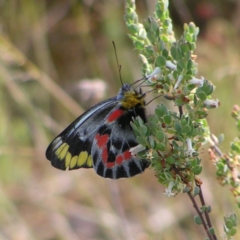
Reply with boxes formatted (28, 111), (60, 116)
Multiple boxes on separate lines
(129, 144), (146, 157)
(189, 77), (204, 87)
(204, 99), (220, 108)
(146, 67), (161, 82)
(174, 74), (183, 89)
(185, 138), (196, 157)
(166, 60), (176, 70)
(163, 181), (176, 197)
(146, 149), (154, 160)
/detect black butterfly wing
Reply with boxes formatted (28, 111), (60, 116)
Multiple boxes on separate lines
(46, 97), (118, 170)
(91, 104), (150, 179)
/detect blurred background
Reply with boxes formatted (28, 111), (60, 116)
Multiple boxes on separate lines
(0, 0), (240, 239)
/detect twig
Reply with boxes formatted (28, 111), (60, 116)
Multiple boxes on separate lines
(198, 186), (218, 240)
(187, 192), (215, 240)
(178, 106), (183, 118)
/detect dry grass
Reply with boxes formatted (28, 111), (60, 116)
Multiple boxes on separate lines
(0, 1), (240, 239)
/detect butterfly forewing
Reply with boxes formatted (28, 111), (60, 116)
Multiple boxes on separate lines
(46, 97), (118, 170)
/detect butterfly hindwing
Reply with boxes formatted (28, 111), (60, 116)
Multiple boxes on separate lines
(92, 104), (150, 179)
(46, 97), (118, 170)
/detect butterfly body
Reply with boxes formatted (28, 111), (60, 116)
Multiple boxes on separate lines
(46, 84), (149, 179)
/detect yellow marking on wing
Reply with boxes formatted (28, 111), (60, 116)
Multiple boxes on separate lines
(121, 92), (144, 109)
(56, 143), (69, 160)
(77, 151), (88, 167)
(65, 152), (72, 168)
(86, 155), (93, 167)
(55, 144), (93, 169)
(70, 155), (78, 169)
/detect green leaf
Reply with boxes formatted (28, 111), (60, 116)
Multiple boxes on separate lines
(145, 45), (154, 55)
(194, 215), (202, 225)
(189, 42), (196, 50)
(155, 107), (165, 117)
(174, 122), (182, 133)
(205, 83), (214, 96)
(171, 46), (178, 60)
(127, 23), (140, 34)
(193, 186), (200, 196)
(189, 22), (197, 34)
(207, 206), (211, 213)
(209, 227), (215, 235)
(183, 186), (191, 193)
(162, 48), (169, 58)
(156, 131), (165, 142)
(156, 142), (166, 151)
(147, 32), (156, 45)
(136, 136), (148, 146)
(131, 124), (140, 136)
(226, 220), (233, 229)
(177, 59), (185, 71)
(229, 214), (237, 226)
(181, 118), (187, 126)
(190, 158), (198, 166)
(193, 94), (198, 107)
(155, 9), (163, 19)
(148, 17), (158, 31)
(231, 142), (240, 152)
(187, 59), (194, 72)
(140, 125), (148, 136)
(134, 39), (145, 50)
(180, 43), (190, 57)
(196, 91), (207, 101)
(230, 228), (237, 236)
(172, 140), (179, 149)
(192, 165), (202, 175)
(185, 32), (192, 42)
(136, 116), (145, 125)
(196, 110), (208, 119)
(163, 115), (172, 124)
(156, 55), (166, 67)
(148, 136), (155, 148)
(157, 39), (165, 51)
(182, 125), (191, 134)
(148, 121), (159, 132)
(166, 156), (175, 164)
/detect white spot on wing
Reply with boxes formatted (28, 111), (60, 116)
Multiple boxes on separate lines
(52, 137), (63, 151)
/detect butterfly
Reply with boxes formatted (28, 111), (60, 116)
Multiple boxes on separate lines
(46, 83), (150, 179)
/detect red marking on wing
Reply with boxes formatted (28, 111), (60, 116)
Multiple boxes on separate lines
(102, 147), (115, 168)
(95, 133), (114, 168)
(115, 150), (132, 166)
(106, 162), (115, 168)
(102, 147), (108, 162)
(95, 133), (133, 169)
(123, 150), (132, 159)
(107, 109), (124, 122)
(95, 133), (109, 148)
(116, 155), (123, 165)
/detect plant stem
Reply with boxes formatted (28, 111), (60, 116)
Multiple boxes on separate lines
(198, 186), (215, 234)
(187, 192), (216, 240)
(178, 106), (183, 118)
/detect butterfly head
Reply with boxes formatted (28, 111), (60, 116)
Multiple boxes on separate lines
(117, 84), (145, 110)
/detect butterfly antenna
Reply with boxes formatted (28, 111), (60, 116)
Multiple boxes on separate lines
(140, 88), (163, 105)
(145, 94), (163, 106)
(112, 41), (124, 86)
(134, 77), (148, 89)
(132, 69), (158, 88)
(141, 87), (155, 97)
